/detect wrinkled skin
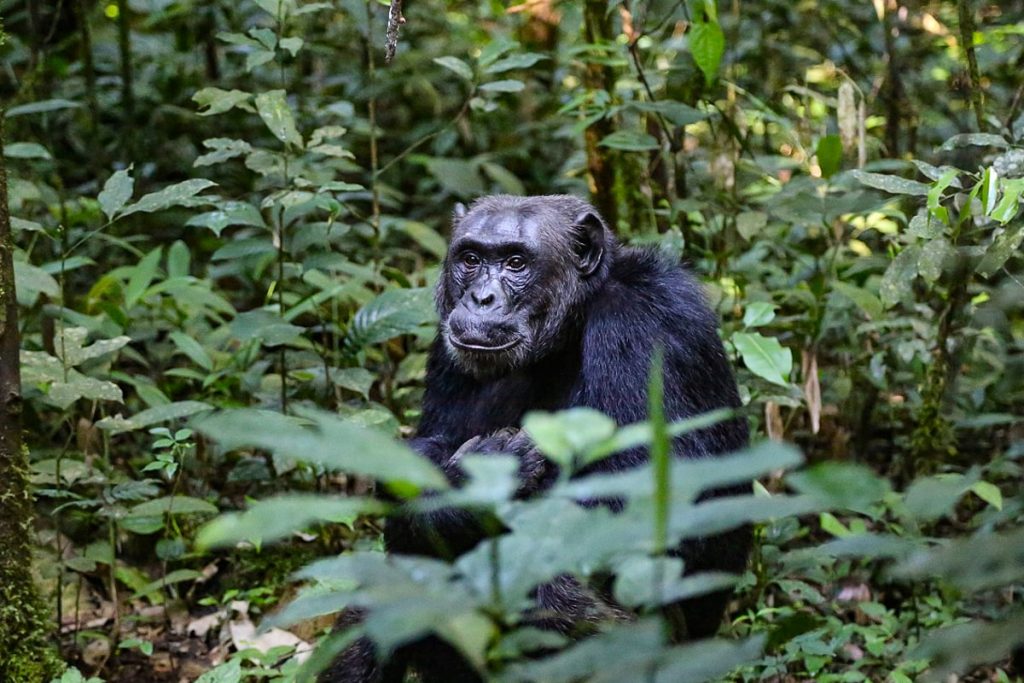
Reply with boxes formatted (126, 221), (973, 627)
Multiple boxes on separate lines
(321, 195), (750, 683)
(439, 195), (609, 377)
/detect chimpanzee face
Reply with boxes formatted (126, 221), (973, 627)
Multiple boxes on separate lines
(438, 196), (610, 377)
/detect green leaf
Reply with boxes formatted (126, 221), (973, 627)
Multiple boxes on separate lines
(903, 472), (975, 522)
(990, 178), (1024, 224)
(246, 49), (276, 72)
(192, 87), (253, 116)
(970, 481), (1002, 510)
(732, 332), (792, 386)
(484, 53), (547, 74)
(255, 90), (304, 148)
(831, 281), (882, 319)
(4, 142), (52, 159)
(14, 261), (59, 305)
(169, 331), (213, 371)
(195, 408), (449, 490)
(167, 240), (191, 279)
(787, 462), (890, 509)
(628, 101), (708, 126)
(279, 36), (304, 56)
(130, 569), (203, 601)
(194, 138), (252, 167)
(908, 614), (1024, 683)
(879, 244), (922, 308)
(121, 179), (217, 217)
(186, 201), (265, 236)
(735, 211), (768, 240)
(815, 135), (842, 178)
(254, 0), (290, 19)
(480, 79), (525, 93)
(96, 401), (214, 435)
(818, 511), (851, 537)
(129, 496), (218, 517)
(195, 660), (242, 683)
(98, 168), (135, 220)
(926, 168), (958, 225)
(345, 288), (438, 349)
(231, 309), (305, 347)
(613, 557), (737, 608)
(742, 301), (776, 327)
(423, 158), (485, 197)
(689, 21), (725, 85)
(477, 38), (518, 67)
(433, 56), (474, 81)
(522, 408), (617, 468)
(54, 327), (131, 366)
(331, 367), (375, 397)
(196, 495), (383, 548)
(850, 170), (931, 196)
(939, 133), (1009, 151)
(124, 247), (163, 309)
(4, 98), (81, 117)
(598, 130), (659, 152)
(917, 237), (951, 283)
(894, 526), (1024, 593)
(977, 223), (1024, 277)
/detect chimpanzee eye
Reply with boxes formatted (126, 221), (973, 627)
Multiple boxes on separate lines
(505, 255), (527, 272)
(461, 253), (481, 268)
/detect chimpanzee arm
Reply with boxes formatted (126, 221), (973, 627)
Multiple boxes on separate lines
(384, 342), (508, 559)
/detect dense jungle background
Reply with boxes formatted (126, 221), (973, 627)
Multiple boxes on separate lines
(1, 0), (1023, 681)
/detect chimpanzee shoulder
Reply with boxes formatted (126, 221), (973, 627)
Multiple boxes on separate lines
(576, 246), (746, 453)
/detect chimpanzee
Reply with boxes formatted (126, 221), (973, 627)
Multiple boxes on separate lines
(320, 195), (750, 683)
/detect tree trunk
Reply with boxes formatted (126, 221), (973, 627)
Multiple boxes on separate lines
(0, 112), (57, 683)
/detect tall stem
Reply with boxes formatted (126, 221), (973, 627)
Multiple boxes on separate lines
(957, 0), (987, 132)
(117, 0), (135, 159)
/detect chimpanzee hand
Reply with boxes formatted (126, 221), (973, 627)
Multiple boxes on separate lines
(445, 428), (552, 498)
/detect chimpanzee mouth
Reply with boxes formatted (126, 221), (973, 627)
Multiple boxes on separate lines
(449, 336), (522, 353)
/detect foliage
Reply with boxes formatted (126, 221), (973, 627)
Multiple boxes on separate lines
(0, 0), (1022, 681)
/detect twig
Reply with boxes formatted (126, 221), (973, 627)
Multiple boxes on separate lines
(385, 0), (404, 64)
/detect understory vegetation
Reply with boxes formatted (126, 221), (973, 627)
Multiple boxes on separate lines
(1, 0), (1023, 681)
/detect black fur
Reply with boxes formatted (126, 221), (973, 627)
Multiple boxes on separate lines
(320, 196), (750, 683)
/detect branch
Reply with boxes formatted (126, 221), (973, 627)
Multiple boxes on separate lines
(385, 0), (405, 64)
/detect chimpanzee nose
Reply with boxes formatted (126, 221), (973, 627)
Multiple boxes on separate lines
(471, 290), (496, 307)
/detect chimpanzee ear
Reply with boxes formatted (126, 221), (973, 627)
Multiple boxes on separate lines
(453, 203), (468, 224)
(571, 210), (606, 277)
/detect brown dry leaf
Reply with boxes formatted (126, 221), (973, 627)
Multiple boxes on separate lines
(836, 583), (872, 603)
(82, 636), (111, 668)
(765, 400), (784, 441)
(187, 610), (227, 639)
(151, 650), (175, 674)
(228, 613), (313, 663)
(802, 350), (822, 434)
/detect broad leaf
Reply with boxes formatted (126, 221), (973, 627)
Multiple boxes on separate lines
(98, 168), (135, 220)
(195, 408), (449, 490)
(121, 179), (217, 217)
(732, 332), (792, 386)
(689, 21), (725, 85)
(255, 89), (304, 148)
(345, 288), (437, 349)
(433, 56), (474, 81)
(96, 401), (214, 434)
(850, 170), (930, 196)
(197, 495), (384, 548)
(599, 130), (659, 152)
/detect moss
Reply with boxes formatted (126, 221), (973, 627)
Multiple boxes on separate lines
(0, 447), (61, 683)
